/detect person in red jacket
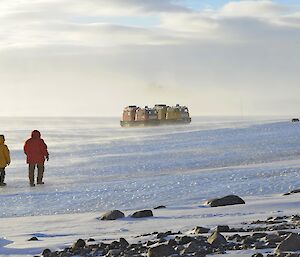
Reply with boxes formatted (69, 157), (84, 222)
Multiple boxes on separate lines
(24, 130), (49, 187)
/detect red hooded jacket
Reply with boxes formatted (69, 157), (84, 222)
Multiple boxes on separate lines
(24, 130), (49, 164)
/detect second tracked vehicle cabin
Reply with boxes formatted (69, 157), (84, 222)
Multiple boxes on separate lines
(120, 104), (191, 127)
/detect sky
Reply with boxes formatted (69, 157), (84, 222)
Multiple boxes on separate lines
(0, 0), (300, 117)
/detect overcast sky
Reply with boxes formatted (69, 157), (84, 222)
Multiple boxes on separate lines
(1, 0), (300, 117)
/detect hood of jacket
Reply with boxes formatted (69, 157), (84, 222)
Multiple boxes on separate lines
(0, 137), (4, 145)
(31, 130), (41, 139)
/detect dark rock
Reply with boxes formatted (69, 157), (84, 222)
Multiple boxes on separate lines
(119, 237), (129, 248)
(273, 216), (287, 220)
(283, 188), (300, 196)
(42, 248), (51, 257)
(233, 244), (242, 250)
(88, 243), (99, 250)
(192, 226), (210, 234)
(100, 210), (125, 220)
(205, 195), (245, 207)
(157, 231), (170, 239)
(276, 233), (300, 253)
(242, 235), (257, 245)
(99, 242), (110, 250)
(291, 215), (300, 221)
(72, 239), (86, 251)
(131, 210), (153, 218)
(229, 227), (246, 232)
(60, 249), (72, 256)
(154, 206), (166, 209)
(136, 233), (151, 238)
(157, 231), (178, 239)
(178, 236), (194, 245)
(285, 254), (300, 257)
(106, 249), (122, 256)
(87, 238), (95, 242)
(167, 239), (177, 247)
(265, 242), (277, 248)
(252, 254), (263, 257)
(264, 233), (282, 243)
(182, 241), (199, 254)
(207, 231), (227, 247)
(226, 241), (238, 250)
(109, 240), (121, 250)
(126, 243), (141, 254)
(251, 220), (265, 225)
(252, 233), (268, 239)
(227, 234), (242, 242)
(28, 236), (38, 241)
(146, 241), (156, 246)
(175, 245), (184, 253)
(191, 253), (206, 257)
(147, 244), (176, 257)
(253, 241), (265, 249)
(214, 225), (230, 232)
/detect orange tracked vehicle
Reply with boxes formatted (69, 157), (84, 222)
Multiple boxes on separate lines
(120, 104), (191, 127)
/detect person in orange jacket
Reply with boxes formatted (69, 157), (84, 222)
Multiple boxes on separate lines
(0, 135), (11, 186)
(24, 130), (49, 187)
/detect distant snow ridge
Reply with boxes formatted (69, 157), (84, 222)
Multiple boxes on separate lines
(0, 117), (299, 217)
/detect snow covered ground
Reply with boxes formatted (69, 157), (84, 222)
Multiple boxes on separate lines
(0, 116), (299, 256)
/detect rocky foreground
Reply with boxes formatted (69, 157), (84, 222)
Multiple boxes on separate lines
(33, 194), (300, 257)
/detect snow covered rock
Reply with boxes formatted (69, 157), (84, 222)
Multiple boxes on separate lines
(275, 233), (300, 253)
(283, 188), (300, 196)
(147, 244), (176, 257)
(205, 195), (245, 207)
(100, 210), (125, 220)
(131, 210), (153, 218)
(213, 225), (230, 232)
(106, 249), (122, 256)
(192, 226), (210, 234)
(207, 231), (227, 247)
(181, 241), (200, 254)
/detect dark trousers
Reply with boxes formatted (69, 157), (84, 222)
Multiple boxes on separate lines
(0, 168), (5, 184)
(28, 164), (44, 184)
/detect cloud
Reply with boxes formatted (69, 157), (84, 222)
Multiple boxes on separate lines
(159, 1), (300, 43)
(1, 0), (300, 49)
(0, 0), (190, 49)
(0, 0), (190, 19)
(220, 0), (287, 18)
(0, 0), (300, 116)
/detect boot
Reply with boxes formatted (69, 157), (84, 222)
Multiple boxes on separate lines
(0, 168), (5, 186)
(37, 164), (44, 185)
